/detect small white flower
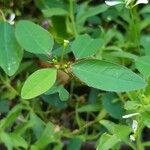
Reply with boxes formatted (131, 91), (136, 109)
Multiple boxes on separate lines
(134, 0), (149, 6)
(105, 0), (123, 6)
(8, 13), (15, 25)
(105, 0), (149, 7)
(122, 112), (140, 118)
(132, 120), (138, 133)
(130, 134), (136, 141)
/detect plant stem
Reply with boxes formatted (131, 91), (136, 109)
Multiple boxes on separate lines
(136, 123), (144, 150)
(126, 92), (135, 101)
(126, 141), (136, 150)
(0, 74), (19, 96)
(129, 7), (141, 55)
(60, 45), (66, 66)
(69, 0), (78, 37)
(69, 109), (106, 136)
(117, 93), (125, 103)
(0, 9), (6, 21)
(143, 141), (150, 147)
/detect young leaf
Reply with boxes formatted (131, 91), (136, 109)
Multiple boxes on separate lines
(9, 133), (28, 149)
(0, 100), (9, 113)
(0, 22), (23, 76)
(0, 104), (23, 129)
(135, 55), (150, 77)
(21, 68), (57, 99)
(15, 20), (54, 54)
(100, 120), (116, 134)
(71, 34), (102, 59)
(30, 112), (45, 139)
(77, 104), (101, 112)
(67, 137), (82, 150)
(42, 8), (68, 17)
(45, 84), (69, 101)
(58, 85), (69, 101)
(42, 93), (67, 109)
(31, 122), (58, 150)
(142, 112), (150, 128)
(140, 35), (150, 55)
(0, 132), (13, 150)
(96, 133), (120, 150)
(124, 101), (141, 110)
(76, 4), (108, 25)
(72, 59), (146, 92)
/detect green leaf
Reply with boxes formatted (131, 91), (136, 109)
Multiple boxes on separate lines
(124, 101), (141, 110)
(103, 51), (138, 60)
(140, 35), (150, 55)
(10, 133), (28, 149)
(0, 104), (23, 129)
(45, 84), (69, 101)
(31, 122), (58, 150)
(67, 137), (82, 150)
(77, 104), (101, 112)
(58, 85), (69, 101)
(100, 120), (116, 134)
(30, 112), (45, 139)
(96, 133), (120, 150)
(77, 4), (108, 25)
(42, 8), (68, 17)
(71, 34), (102, 59)
(102, 93), (125, 119)
(72, 59), (146, 92)
(114, 125), (131, 141)
(42, 93), (67, 109)
(140, 5), (150, 14)
(100, 120), (131, 144)
(14, 122), (34, 135)
(135, 55), (150, 77)
(44, 83), (58, 95)
(15, 20), (54, 54)
(0, 132), (13, 150)
(0, 100), (9, 113)
(0, 22), (23, 76)
(142, 112), (150, 128)
(21, 68), (57, 99)
(34, 0), (67, 10)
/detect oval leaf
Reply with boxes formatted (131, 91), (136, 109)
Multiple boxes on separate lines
(72, 59), (146, 92)
(15, 20), (54, 54)
(0, 22), (23, 76)
(71, 34), (102, 59)
(21, 68), (57, 99)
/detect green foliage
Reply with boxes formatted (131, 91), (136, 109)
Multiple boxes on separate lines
(0, 0), (150, 149)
